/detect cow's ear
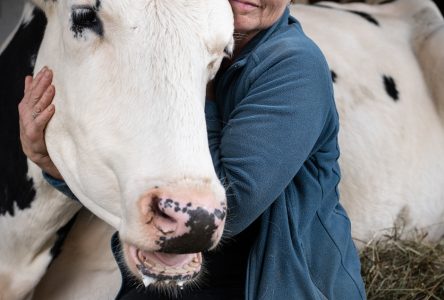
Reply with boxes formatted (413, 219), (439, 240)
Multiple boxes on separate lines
(31, 0), (55, 14)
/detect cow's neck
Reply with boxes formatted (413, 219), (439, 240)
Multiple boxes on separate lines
(0, 165), (81, 300)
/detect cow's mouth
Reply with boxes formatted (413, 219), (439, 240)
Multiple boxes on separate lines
(127, 245), (202, 287)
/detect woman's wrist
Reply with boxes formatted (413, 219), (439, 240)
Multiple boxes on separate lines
(40, 160), (63, 180)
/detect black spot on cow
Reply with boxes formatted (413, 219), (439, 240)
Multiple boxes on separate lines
(0, 7), (46, 216)
(331, 70), (337, 83)
(312, 4), (380, 26)
(347, 10), (380, 26)
(163, 198), (173, 209)
(49, 213), (78, 261)
(213, 209), (226, 220)
(312, 3), (335, 10)
(379, 0), (397, 4)
(158, 207), (218, 254)
(383, 75), (399, 101)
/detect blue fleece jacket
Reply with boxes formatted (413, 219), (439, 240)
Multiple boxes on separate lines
(205, 8), (366, 300)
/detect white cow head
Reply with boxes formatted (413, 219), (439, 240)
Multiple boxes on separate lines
(32, 0), (234, 285)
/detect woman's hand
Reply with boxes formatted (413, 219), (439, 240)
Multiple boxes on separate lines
(18, 67), (63, 180)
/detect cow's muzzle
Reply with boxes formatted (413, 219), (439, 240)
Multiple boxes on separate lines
(123, 185), (226, 287)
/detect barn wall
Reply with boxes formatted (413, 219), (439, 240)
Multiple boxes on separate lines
(0, 0), (25, 45)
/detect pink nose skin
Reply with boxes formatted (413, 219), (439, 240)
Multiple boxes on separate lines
(139, 187), (227, 254)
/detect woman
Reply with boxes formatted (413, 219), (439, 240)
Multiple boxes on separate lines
(19, 0), (366, 299)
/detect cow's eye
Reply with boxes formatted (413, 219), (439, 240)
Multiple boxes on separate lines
(72, 7), (98, 28)
(71, 6), (103, 37)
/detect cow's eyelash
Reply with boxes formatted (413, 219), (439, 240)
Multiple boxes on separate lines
(72, 7), (98, 28)
(71, 6), (104, 37)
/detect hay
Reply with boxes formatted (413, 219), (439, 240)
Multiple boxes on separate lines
(360, 230), (444, 300)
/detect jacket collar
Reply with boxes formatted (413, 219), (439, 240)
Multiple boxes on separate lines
(230, 7), (292, 69)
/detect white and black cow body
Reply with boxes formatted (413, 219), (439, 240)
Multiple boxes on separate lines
(1, 0), (444, 299)
(286, 0), (444, 244)
(293, 0), (444, 243)
(0, 5), (82, 299)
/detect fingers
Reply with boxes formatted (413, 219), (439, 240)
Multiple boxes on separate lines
(30, 67), (53, 105)
(33, 84), (56, 119)
(20, 98), (55, 144)
(24, 76), (32, 93)
(19, 104), (54, 160)
(39, 84), (55, 109)
(34, 104), (55, 130)
(19, 67), (56, 126)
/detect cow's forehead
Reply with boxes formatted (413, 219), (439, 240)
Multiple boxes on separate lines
(57, 0), (213, 24)
(62, 0), (202, 11)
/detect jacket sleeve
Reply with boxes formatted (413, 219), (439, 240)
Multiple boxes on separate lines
(42, 171), (79, 201)
(205, 49), (334, 235)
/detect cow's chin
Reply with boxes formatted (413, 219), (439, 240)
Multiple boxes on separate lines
(124, 244), (202, 287)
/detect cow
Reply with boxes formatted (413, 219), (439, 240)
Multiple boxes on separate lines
(1, 0), (444, 299)
(0, 0), (234, 299)
(296, 0), (444, 244)
(296, 0), (443, 12)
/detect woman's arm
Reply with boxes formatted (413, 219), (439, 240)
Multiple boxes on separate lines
(206, 50), (334, 235)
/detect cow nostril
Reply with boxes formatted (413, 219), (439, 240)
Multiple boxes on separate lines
(158, 210), (176, 223)
(152, 197), (177, 223)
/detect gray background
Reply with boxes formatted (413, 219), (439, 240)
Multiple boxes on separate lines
(0, 0), (26, 46)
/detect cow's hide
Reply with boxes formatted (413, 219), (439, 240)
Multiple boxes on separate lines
(293, 0), (444, 243)
(295, 0), (443, 15)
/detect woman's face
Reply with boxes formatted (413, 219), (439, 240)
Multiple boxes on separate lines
(229, 0), (289, 36)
